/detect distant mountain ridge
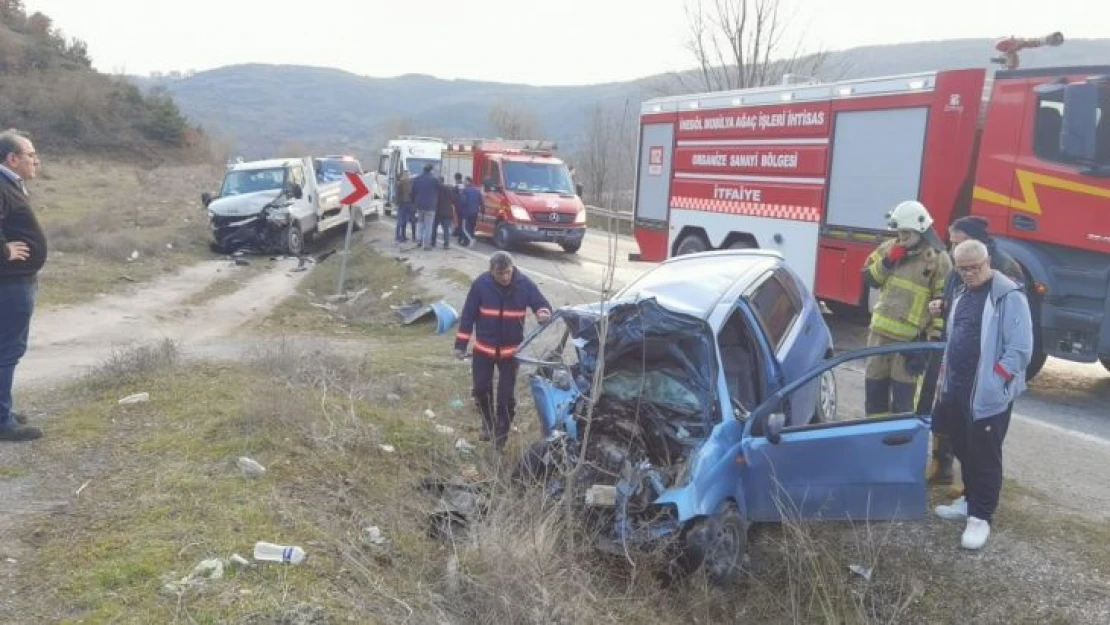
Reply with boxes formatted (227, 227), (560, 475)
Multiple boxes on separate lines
(138, 37), (1110, 160)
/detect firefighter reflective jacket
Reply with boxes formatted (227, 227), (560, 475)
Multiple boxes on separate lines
(455, 270), (552, 359)
(863, 238), (951, 341)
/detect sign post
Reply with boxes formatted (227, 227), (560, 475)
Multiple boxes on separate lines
(336, 172), (370, 296)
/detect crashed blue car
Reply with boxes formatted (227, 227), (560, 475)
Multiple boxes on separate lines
(514, 250), (940, 584)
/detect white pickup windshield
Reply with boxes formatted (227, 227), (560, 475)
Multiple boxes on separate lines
(220, 168), (286, 196)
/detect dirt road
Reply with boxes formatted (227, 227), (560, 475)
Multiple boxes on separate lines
(16, 256), (311, 389)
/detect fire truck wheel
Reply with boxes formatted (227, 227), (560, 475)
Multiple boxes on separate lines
(675, 232), (709, 256)
(494, 223), (513, 249)
(1100, 357), (1110, 373)
(560, 240), (581, 254)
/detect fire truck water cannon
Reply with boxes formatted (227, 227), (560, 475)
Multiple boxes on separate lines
(991, 32), (1065, 70)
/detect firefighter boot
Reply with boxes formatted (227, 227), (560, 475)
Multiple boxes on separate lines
(864, 378), (892, 416)
(493, 398), (517, 452)
(926, 433), (955, 485)
(473, 391), (494, 442)
(890, 381), (917, 414)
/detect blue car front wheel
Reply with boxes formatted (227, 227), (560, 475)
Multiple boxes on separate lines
(682, 500), (749, 587)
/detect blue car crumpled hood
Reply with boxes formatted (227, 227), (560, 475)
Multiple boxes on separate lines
(530, 296), (719, 437)
(518, 296), (722, 551)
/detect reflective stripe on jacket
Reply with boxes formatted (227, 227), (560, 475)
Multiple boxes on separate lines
(454, 270), (552, 359)
(863, 238), (952, 341)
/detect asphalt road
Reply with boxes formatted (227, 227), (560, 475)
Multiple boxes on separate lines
(376, 218), (1110, 519)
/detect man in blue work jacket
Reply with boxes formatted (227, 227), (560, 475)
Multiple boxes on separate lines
(454, 251), (552, 450)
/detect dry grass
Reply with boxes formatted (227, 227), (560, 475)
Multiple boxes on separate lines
(31, 158), (222, 307)
(12, 332), (1110, 623)
(263, 238), (434, 338)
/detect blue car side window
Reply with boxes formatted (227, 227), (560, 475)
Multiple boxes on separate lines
(749, 273), (801, 354)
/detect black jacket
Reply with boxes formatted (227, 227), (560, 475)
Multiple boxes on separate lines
(0, 175), (47, 281)
(455, 270), (552, 359)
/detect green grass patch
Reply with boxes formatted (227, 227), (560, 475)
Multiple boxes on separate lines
(33, 160), (220, 308)
(436, 267), (474, 290)
(264, 240), (430, 338)
(16, 343), (472, 623)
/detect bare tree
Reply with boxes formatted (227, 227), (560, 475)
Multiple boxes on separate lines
(668, 0), (831, 94)
(488, 99), (542, 140)
(574, 100), (637, 210)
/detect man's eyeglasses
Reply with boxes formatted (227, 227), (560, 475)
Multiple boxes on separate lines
(955, 260), (986, 275)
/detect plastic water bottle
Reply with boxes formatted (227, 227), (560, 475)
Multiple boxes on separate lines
(253, 541), (306, 564)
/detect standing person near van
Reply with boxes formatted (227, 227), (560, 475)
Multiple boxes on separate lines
(394, 170), (414, 243)
(411, 163), (439, 250)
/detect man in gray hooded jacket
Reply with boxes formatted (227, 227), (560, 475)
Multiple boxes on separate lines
(933, 239), (1033, 551)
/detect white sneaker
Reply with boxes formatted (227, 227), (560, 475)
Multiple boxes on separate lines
(961, 516), (991, 550)
(934, 496), (968, 520)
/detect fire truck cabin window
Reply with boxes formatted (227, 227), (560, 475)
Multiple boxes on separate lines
(1034, 86), (1110, 166)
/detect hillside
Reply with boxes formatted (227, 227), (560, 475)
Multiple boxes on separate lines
(0, 1), (207, 162)
(145, 37), (1110, 161)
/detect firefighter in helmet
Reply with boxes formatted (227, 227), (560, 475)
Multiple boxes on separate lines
(862, 200), (951, 416)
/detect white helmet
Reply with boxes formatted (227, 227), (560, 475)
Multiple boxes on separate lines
(886, 200), (934, 233)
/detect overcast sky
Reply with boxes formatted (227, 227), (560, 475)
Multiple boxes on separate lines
(25, 0), (1106, 85)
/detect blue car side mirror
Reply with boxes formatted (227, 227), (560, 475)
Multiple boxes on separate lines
(766, 412), (786, 445)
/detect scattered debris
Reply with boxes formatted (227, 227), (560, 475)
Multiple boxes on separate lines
(127, 250), (139, 262)
(421, 476), (491, 541)
(193, 558), (225, 580)
(253, 541), (306, 564)
(585, 484), (617, 507)
(447, 398), (465, 410)
(236, 456), (267, 477)
(391, 298), (459, 333)
(75, 480), (91, 497)
(435, 424), (455, 436)
(291, 256), (312, 273)
(378, 444), (396, 454)
(166, 243), (174, 250)
(118, 392), (149, 405)
(363, 526), (387, 546)
(424, 409), (437, 419)
(160, 558), (226, 597)
(385, 393), (401, 404)
(454, 438), (476, 454)
(849, 564), (874, 582)
(228, 553), (252, 569)
(445, 554), (460, 595)
(119, 275), (137, 283)
(309, 302), (338, 312)
(235, 258), (250, 266)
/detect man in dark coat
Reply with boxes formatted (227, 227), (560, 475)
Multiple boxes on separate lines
(454, 252), (552, 450)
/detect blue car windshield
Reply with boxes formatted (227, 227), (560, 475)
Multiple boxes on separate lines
(517, 300), (718, 427)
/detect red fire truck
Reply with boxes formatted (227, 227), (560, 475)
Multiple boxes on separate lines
(630, 55), (1110, 378)
(441, 139), (587, 253)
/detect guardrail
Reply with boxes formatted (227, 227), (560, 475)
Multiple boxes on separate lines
(585, 205), (633, 222)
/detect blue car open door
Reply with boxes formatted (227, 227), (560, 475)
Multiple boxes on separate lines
(740, 342), (945, 524)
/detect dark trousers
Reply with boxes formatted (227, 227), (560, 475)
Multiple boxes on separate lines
(434, 216), (453, 247)
(935, 387), (1012, 523)
(0, 280), (36, 429)
(460, 213), (477, 245)
(471, 352), (519, 449)
(395, 204), (415, 241)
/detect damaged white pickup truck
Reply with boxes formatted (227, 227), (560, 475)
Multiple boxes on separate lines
(514, 250), (941, 585)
